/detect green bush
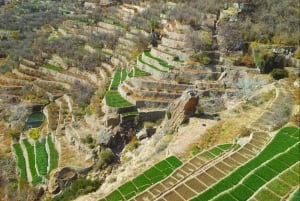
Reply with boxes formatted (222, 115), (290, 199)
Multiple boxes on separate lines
(52, 178), (101, 201)
(190, 53), (211, 64)
(28, 128), (40, 140)
(270, 68), (288, 80)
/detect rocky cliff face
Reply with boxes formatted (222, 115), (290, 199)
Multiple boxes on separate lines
(161, 89), (200, 134)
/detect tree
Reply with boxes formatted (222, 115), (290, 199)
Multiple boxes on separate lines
(186, 31), (212, 53)
(218, 21), (244, 52)
(270, 68), (288, 80)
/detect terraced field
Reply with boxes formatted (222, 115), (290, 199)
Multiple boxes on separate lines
(105, 90), (133, 108)
(100, 156), (182, 201)
(13, 135), (59, 184)
(190, 127), (299, 201)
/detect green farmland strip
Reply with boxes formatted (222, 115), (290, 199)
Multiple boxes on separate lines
(128, 67), (150, 77)
(144, 51), (173, 69)
(47, 136), (59, 173)
(291, 188), (300, 201)
(43, 64), (63, 72)
(267, 179), (291, 197)
(226, 185), (254, 201)
(192, 127), (299, 201)
(110, 70), (121, 90)
(201, 144), (233, 160)
(106, 190), (124, 201)
(13, 144), (27, 181)
(105, 91), (133, 108)
(243, 174), (266, 191)
(138, 55), (168, 73)
(103, 156), (182, 201)
(22, 139), (42, 184)
(35, 140), (48, 176)
(255, 188), (280, 201)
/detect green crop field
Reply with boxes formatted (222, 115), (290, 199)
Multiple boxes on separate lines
(138, 55), (168, 73)
(13, 135), (59, 185)
(191, 127), (300, 201)
(110, 69), (127, 90)
(47, 136), (59, 173)
(35, 140), (48, 176)
(100, 156), (182, 201)
(22, 139), (43, 184)
(144, 51), (173, 69)
(128, 67), (149, 77)
(105, 90), (133, 108)
(201, 144), (233, 160)
(13, 144), (27, 181)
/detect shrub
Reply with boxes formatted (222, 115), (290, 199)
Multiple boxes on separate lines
(190, 53), (211, 64)
(28, 128), (40, 140)
(166, 110), (171, 119)
(52, 178), (101, 201)
(8, 129), (21, 141)
(270, 68), (288, 80)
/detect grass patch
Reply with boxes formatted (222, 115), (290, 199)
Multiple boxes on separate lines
(105, 91), (133, 108)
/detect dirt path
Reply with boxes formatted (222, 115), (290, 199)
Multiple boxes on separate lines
(167, 118), (217, 159)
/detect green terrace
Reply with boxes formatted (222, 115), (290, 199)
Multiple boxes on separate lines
(253, 164), (299, 201)
(23, 139), (43, 184)
(42, 64), (63, 72)
(110, 68), (127, 90)
(144, 50), (174, 69)
(100, 156), (182, 201)
(128, 67), (150, 78)
(192, 126), (300, 201)
(201, 144), (234, 160)
(138, 55), (168, 73)
(105, 90), (133, 108)
(13, 143), (27, 181)
(13, 135), (59, 185)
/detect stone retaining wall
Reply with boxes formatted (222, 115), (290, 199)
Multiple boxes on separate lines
(130, 77), (191, 91)
(150, 48), (184, 68)
(178, 71), (220, 81)
(291, 58), (300, 68)
(139, 110), (166, 122)
(161, 37), (186, 49)
(136, 99), (170, 108)
(97, 21), (122, 31)
(157, 45), (190, 61)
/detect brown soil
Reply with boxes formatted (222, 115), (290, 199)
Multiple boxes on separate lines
(206, 167), (226, 180)
(185, 178), (207, 193)
(164, 191), (184, 201)
(197, 173), (217, 186)
(175, 184), (197, 200)
(215, 162), (235, 173)
(189, 157), (205, 167)
(230, 152), (250, 163)
(180, 163), (197, 174)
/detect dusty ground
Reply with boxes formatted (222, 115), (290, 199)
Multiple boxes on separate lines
(167, 118), (217, 160)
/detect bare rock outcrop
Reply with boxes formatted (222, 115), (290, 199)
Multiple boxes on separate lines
(161, 89), (199, 133)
